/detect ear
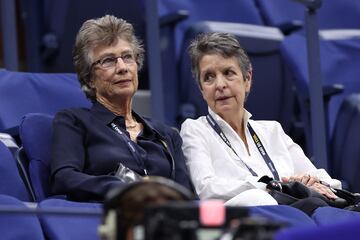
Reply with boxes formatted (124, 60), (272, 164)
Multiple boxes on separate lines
(244, 70), (252, 92)
(89, 78), (96, 88)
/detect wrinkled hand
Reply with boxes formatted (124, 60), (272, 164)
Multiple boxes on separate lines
(282, 174), (337, 200)
(282, 174), (320, 187)
(310, 182), (338, 200)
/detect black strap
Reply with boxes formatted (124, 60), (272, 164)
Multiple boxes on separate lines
(110, 121), (148, 176)
(206, 114), (280, 180)
(247, 123), (280, 180)
(206, 115), (257, 177)
(110, 118), (175, 180)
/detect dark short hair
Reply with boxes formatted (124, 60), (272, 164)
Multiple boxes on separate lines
(188, 32), (252, 87)
(73, 15), (144, 101)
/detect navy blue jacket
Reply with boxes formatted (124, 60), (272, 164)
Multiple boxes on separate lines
(50, 102), (192, 201)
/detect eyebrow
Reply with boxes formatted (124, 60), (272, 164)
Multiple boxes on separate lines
(96, 50), (133, 60)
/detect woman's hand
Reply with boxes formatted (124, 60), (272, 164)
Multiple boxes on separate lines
(282, 174), (320, 187)
(310, 182), (338, 200)
(282, 174), (338, 200)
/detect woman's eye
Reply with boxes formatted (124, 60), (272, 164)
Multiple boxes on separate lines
(101, 57), (116, 66)
(123, 54), (132, 60)
(203, 74), (214, 82)
(225, 69), (235, 76)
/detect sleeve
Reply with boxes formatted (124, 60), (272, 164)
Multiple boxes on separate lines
(180, 120), (266, 201)
(166, 128), (193, 191)
(50, 110), (124, 202)
(276, 122), (342, 189)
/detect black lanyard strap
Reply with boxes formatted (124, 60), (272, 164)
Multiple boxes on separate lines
(206, 114), (280, 180)
(110, 118), (176, 180)
(110, 121), (148, 176)
(247, 123), (280, 181)
(206, 115), (257, 177)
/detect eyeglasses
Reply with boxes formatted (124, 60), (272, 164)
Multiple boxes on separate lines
(91, 53), (136, 69)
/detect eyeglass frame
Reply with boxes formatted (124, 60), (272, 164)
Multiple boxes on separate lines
(91, 51), (136, 70)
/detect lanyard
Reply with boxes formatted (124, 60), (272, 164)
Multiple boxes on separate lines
(110, 118), (176, 180)
(206, 114), (280, 180)
(110, 121), (148, 176)
(247, 122), (280, 181)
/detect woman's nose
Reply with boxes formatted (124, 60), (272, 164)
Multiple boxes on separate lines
(115, 58), (128, 73)
(215, 76), (226, 89)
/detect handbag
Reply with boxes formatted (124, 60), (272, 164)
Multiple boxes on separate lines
(258, 176), (360, 209)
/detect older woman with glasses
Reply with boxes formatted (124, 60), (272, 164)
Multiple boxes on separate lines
(50, 15), (192, 202)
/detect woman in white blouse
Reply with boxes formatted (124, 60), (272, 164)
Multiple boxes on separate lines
(180, 32), (340, 206)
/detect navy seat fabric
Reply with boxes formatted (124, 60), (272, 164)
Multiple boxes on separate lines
(158, 0), (264, 57)
(280, 32), (360, 161)
(250, 205), (316, 227)
(276, 217), (360, 240)
(0, 70), (91, 135)
(19, 113), (54, 201)
(330, 94), (360, 192)
(38, 199), (102, 240)
(0, 194), (45, 239)
(312, 206), (360, 225)
(256, 0), (360, 31)
(0, 141), (32, 201)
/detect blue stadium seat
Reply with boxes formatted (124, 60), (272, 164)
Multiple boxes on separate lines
(330, 94), (360, 192)
(38, 199), (102, 240)
(276, 216), (360, 240)
(0, 70), (91, 136)
(256, 0), (360, 33)
(250, 205), (316, 227)
(280, 31), (360, 162)
(19, 113), (55, 201)
(0, 140), (33, 201)
(158, 0), (264, 57)
(312, 206), (360, 225)
(0, 194), (45, 239)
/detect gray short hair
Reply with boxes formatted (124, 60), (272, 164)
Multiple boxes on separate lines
(73, 15), (145, 101)
(187, 32), (252, 87)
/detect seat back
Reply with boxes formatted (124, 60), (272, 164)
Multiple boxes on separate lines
(38, 199), (102, 240)
(0, 194), (45, 239)
(0, 140), (32, 201)
(280, 32), (360, 160)
(256, 0), (360, 30)
(19, 113), (54, 201)
(330, 94), (360, 192)
(277, 211), (360, 240)
(158, 0), (264, 56)
(0, 70), (91, 136)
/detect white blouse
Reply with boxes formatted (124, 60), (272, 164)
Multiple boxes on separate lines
(180, 108), (341, 201)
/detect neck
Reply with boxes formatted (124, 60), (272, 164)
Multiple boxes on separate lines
(97, 95), (133, 117)
(219, 108), (246, 139)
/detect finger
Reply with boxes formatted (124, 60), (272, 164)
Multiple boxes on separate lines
(282, 177), (289, 183)
(300, 174), (311, 185)
(313, 183), (338, 199)
(289, 175), (301, 182)
(306, 176), (320, 187)
(324, 188), (338, 199)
